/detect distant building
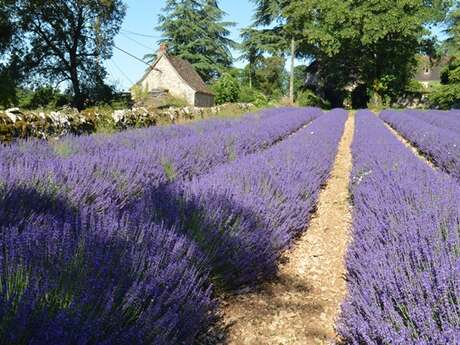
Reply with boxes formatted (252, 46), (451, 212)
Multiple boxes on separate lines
(134, 44), (214, 107)
(414, 56), (448, 88)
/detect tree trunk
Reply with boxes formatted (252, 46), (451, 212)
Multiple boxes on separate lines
(289, 38), (295, 104)
(70, 66), (83, 110)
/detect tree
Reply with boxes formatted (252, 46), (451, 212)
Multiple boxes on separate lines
(212, 73), (240, 104)
(444, 6), (460, 55)
(285, 0), (452, 107)
(0, 2), (23, 108)
(12, 0), (126, 110)
(429, 56), (460, 109)
(250, 0), (297, 102)
(157, 0), (236, 82)
(254, 55), (287, 97)
(239, 28), (264, 89)
(0, 1), (15, 54)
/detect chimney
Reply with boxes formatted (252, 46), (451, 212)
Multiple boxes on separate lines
(158, 43), (168, 56)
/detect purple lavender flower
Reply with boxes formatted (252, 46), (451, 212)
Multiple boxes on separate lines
(338, 110), (460, 344)
(381, 109), (460, 180)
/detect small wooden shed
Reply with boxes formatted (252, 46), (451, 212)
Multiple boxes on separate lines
(134, 44), (214, 107)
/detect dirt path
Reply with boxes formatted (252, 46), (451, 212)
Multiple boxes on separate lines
(221, 113), (355, 345)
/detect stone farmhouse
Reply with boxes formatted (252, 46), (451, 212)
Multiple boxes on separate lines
(414, 56), (449, 88)
(134, 44), (214, 107)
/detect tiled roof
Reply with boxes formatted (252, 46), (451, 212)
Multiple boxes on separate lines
(167, 55), (214, 95)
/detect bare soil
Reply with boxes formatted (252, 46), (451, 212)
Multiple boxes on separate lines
(220, 113), (355, 345)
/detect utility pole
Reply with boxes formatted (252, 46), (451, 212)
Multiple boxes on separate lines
(289, 37), (295, 104)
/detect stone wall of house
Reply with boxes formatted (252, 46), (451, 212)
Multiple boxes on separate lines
(140, 56), (195, 105)
(194, 92), (214, 107)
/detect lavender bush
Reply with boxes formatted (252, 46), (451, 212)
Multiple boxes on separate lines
(381, 109), (460, 180)
(0, 107), (328, 343)
(0, 107), (321, 215)
(0, 211), (213, 345)
(339, 110), (460, 344)
(148, 109), (348, 288)
(404, 109), (460, 132)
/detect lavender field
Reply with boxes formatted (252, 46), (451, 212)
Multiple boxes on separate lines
(1, 107), (459, 344)
(339, 110), (460, 344)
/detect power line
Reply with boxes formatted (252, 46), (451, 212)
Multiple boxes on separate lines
(121, 29), (162, 39)
(120, 32), (154, 51)
(114, 45), (152, 66)
(109, 59), (134, 85)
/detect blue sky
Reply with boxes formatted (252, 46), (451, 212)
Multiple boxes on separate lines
(106, 0), (255, 91)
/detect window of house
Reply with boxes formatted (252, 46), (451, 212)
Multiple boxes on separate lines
(424, 67), (430, 75)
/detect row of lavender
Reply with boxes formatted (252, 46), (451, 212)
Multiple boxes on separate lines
(0, 109), (346, 343)
(1, 107), (318, 161)
(1, 107), (320, 221)
(148, 109), (348, 288)
(403, 109), (460, 132)
(381, 109), (460, 180)
(339, 110), (459, 343)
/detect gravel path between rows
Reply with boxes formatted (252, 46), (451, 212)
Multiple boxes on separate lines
(220, 112), (355, 345)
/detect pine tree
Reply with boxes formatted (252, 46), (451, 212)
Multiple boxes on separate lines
(445, 6), (460, 55)
(250, 0), (298, 102)
(157, 0), (236, 82)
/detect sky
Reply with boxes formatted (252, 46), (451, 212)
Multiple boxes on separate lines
(106, 0), (255, 91)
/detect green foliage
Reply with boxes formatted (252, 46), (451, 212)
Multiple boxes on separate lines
(11, 0), (126, 110)
(441, 58), (460, 84)
(0, 266), (30, 313)
(444, 7), (460, 55)
(283, 0), (452, 107)
(157, 0), (236, 82)
(430, 56), (460, 109)
(131, 84), (149, 104)
(0, 68), (17, 108)
(159, 95), (189, 108)
(406, 80), (425, 93)
(448, 67), (460, 84)
(238, 86), (268, 107)
(254, 56), (287, 98)
(351, 84), (370, 109)
(293, 65), (309, 96)
(212, 73), (241, 105)
(82, 81), (117, 107)
(162, 161), (177, 182)
(0, 2), (15, 54)
(17, 87), (70, 110)
(428, 83), (460, 109)
(296, 90), (328, 108)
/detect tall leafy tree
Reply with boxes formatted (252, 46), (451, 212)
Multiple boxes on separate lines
(0, 1), (14, 53)
(157, 0), (236, 82)
(285, 0), (452, 107)
(0, 0), (22, 107)
(11, 0), (126, 109)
